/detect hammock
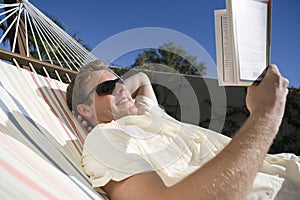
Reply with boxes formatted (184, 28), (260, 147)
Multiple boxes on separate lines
(0, 1), (111, 198)
(0, 60), (107, 199)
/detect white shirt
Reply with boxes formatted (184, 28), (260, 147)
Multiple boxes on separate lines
(82, 95), (300, 199)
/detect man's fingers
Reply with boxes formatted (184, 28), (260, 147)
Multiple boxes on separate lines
(282, 77), (289, 88)
(267, 64), (280, 75)
(261, 64), (286, 85)
(267, 65), (289, 88)
(264, 64), (281, 81)
(82, 120), (88, 127)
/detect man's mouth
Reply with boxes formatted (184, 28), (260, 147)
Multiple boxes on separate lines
(117, 98), (129, 105)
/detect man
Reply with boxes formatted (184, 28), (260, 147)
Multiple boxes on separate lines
(68, 60), (299, 199)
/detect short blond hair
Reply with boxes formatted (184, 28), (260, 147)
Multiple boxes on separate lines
(66, 60), (110, 113)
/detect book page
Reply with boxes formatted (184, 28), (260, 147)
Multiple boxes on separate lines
(233, 0), (268, 81)
(214, 9), (235, 85)
(221, 13), (234, 82)
(215, 10), (228, 85)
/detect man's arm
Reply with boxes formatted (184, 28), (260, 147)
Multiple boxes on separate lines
(124, 72), (158, 104)
(103, 65), (289, 200)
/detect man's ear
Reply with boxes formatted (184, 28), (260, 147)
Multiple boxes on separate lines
(77, 104), (94, 119)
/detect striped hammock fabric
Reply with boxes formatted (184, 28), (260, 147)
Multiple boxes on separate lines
(0, 60), (107, 200)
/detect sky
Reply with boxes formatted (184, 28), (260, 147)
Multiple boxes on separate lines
(29, 0), (300, 86)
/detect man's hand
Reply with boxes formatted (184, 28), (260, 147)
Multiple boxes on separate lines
(124, 72), (157, 103)
(246, 64), (289, 119)
(72, 111), (93, 132)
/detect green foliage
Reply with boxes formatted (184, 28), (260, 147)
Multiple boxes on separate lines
(131, 42), (207, 76)
(285, 91), (300, 127)
(110, 67), (130, 77)
(269, 89), (300, 155)
(221, 105), (249, 137)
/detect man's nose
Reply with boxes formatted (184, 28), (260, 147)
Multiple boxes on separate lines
(114, 82), (126, 94)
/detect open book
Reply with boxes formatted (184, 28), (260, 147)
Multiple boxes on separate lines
(214, 0), (272, 86)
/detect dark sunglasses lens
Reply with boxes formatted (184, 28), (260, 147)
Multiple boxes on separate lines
(95, 78), (122, 95)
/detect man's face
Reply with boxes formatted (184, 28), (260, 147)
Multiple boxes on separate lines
(86, 70), (137, 123)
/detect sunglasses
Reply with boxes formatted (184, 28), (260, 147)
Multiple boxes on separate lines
(80, 78), (124, 103)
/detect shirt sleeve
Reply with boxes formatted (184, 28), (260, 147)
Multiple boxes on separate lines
(82, 125), (153, 188)
(135, 95), (160, 115)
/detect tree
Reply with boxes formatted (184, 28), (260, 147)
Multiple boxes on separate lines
(131, 42), (207, 76)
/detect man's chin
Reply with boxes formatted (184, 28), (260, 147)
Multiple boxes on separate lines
(114, 106), (138, 119)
